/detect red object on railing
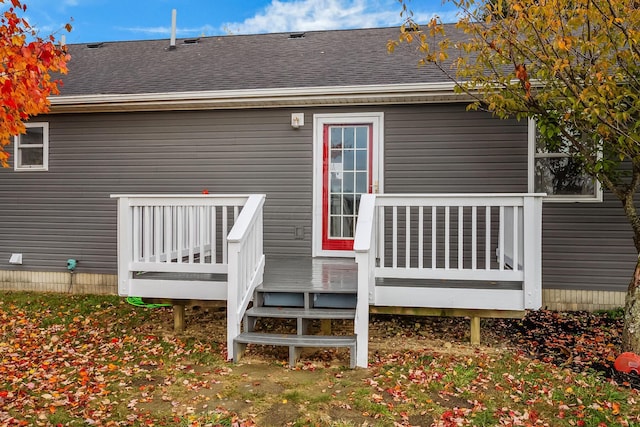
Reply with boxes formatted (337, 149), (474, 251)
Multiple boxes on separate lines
(202, 189), (209, 194)
(614, 352), (640, 374)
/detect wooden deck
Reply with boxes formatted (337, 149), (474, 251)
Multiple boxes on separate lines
(260, 256), (521, 291)
(261, 256), (357, 293)
(134, 256), (358, 292)
(114, 193), (543, 367)
(138, 255), (520, 293)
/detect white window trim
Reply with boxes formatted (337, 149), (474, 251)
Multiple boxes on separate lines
(312, 112), (385, 258)
(14, 122), (49, 171)
(527, 119), (602, 202)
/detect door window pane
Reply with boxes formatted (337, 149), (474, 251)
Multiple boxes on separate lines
(356, 127), (368, 148)
(330, 216), (341, 238)
(330, 128), (342, 148)
(344, 216), (355, 238)
(343, 172), (354, 193)
(330, 195), (342, 214)
(355, 150), (367, 171)
(343, 127), (355, 148)
(356, 172), (367, 193)
(344, 149), (354, 170)
(331, 149), (342, 164)
(331, 173), (341, 192)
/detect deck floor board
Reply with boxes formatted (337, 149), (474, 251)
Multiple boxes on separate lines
(261, 256), (358, 293)
(136, 256), (521, 294)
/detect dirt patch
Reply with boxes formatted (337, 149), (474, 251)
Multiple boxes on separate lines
(327, 405), (372, 425)
(142, 304), (636, 425)
(157, 306), (624, 377)
(408, 413), (435, 427)
(256, 402), (300, 425)
(130, 374), (163, 388)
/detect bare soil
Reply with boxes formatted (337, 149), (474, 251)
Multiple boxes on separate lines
(147, 305), (634, 425)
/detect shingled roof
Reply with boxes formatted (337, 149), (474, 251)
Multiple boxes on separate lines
(58, 26), (462, 96)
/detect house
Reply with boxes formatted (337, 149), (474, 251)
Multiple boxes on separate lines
(0, 26), (636, 366)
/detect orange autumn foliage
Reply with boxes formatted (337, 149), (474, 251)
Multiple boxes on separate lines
(0, 0), (70, 167)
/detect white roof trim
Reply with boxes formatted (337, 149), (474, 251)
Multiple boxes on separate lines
(49, 82), (470, 113)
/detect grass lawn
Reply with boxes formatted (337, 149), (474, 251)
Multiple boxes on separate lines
(0, 292), (638, 426)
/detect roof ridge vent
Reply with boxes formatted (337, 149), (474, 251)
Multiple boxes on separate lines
(183, 38), (200, 44)
(288, 32), (305, 39)
(402, 24), (420, 32)
(87, 42), (104, 49)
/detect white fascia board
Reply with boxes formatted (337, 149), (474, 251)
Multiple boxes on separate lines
(49, 82), (469, 114)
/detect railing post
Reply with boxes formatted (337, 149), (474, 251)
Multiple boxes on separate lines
(226, 194), (266, 362)
(523, 195), (543, 309)
(354, 194), (377, 368)
(116, 196), (132, 296)
(226, 240), (240, 361)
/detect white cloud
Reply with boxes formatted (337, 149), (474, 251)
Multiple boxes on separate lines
(412, 9), (461, 24)
(22, 12), (68, 38)
(119, 25), (217, 37)
(220, 0), (422, 34)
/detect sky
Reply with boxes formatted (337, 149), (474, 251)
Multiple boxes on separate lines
(17, 0), (460, 44)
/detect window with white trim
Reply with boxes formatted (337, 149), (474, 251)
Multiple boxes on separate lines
(14, 122), (49, 171)
(528, 119), (602, 202)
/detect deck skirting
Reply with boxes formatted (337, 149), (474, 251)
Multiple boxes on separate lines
(0, 270), (117, 295)
(542, 288), (626, 312)
(0, 270), (628, 313)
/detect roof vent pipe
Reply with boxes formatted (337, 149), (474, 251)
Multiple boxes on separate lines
(169, 9), (177, 50)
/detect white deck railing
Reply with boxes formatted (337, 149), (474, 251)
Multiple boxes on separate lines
(226, 194), (266, 361)
(112, 194), (263, 302)
(354, 193), (544, 367)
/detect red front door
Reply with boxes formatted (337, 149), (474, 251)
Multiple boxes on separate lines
(321, 124), (373, 251)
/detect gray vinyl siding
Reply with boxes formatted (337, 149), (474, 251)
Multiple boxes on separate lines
(0, 109), (315, 273)
(384, 104), (529, 193)
(541, 193), (637, 292)
(0, 103), (636, 293)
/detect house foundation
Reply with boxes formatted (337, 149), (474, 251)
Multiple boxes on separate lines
(542, 288), (626, 312)
(0, 270), (627, 312)
(0, 270), (117, 295)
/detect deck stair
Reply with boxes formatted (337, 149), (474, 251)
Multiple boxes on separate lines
(233, 282), (358, 368)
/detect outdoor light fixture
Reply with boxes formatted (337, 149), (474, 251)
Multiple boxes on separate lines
(291, 113), (304, 129)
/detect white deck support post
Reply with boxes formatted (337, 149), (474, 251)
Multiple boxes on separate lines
(353, 194), (377, 368)
(116, 196), (133, 296)
(522, 194), (543, 309)
(226, 194), (266, 361)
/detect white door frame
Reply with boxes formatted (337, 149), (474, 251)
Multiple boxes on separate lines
(312, 112), (384, 258)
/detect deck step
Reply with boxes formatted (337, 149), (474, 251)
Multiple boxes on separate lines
(235, 332), (357, 347)
(233, 333), (356, 368)
(245, 306), (356, 320)
(260, 291), (357, 309)
(261, 292), (304, 307)
(257, 284), (356, 293)
(313, 293), (357, 309)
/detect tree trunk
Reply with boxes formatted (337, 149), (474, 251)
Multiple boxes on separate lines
(622, 254), (640, 353)
(617, 181), (640, 352)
